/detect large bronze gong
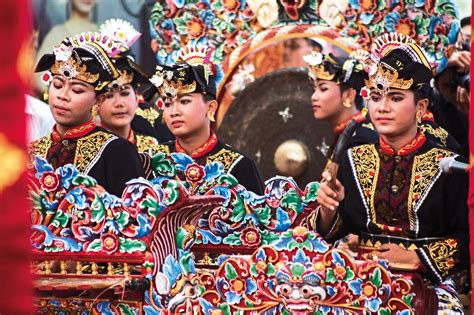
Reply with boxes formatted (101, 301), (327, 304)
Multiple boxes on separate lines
(217, 68), (334, 187)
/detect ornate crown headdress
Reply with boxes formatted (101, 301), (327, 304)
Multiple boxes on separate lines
(49, 43), (99, 83)
(150, 65), (197, 105)
(303, 51), (337, 82)
(364, 32), (432, 95)
(105, 70), (135, 91)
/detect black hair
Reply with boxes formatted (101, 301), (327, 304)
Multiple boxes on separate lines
(461, 16), (471, 28)
(202, 93), (216, 103)
(413, 89), (430, 107)
(339, 84), (364, 110)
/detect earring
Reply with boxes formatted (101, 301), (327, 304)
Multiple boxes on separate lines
(207, 110), (216, 122)
(416, 111), (422, 124)
(43, 90), (49, 101)
(91, 104), (99, 117)
(343, 99), (351, 108)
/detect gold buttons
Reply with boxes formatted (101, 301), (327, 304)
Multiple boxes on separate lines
(391, 185), (399, 193)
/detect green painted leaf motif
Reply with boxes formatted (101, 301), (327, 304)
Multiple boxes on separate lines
(344, 267), (355, 281)
(174, 11), (190, 34)
(90, 193), (105, 223)
(326, 268), (336, 283)
(72, 174), (97, 187)
(435, 0), (458, 17)
(376, 0), (386, 10)
(280, 189), (302, 214)
(290, 263), (305, 278)
(222, 233), (242, 246)
(229, 197), (245, 222)
(225, 263), (238, 281)
(353, 300), (360, 307)
(165, 181), (180, 204)
(266, 263), (276, 276)
(288, 239), (311, 251)
(254, 206), (271, 225)
(211, 0), (223, 11)
(86, 239), (102, 252)
(151, 153), (176, 177)
(369, 268), (382, 288)
(218, 174), (239, 187)
(245, 300), (254, 307)
(378, 308), (391, 315)
(179, 251), (195, 274)
(213, 19), (229, 33)
(141, 195), (160, 218)
(260, 231), (280, 245)
(175, 227), (193, 250)
(114, 211), (130, 230)
(119, 238), (147, 253)
(218, 303), (231, 315)
(402, 294), (414, 306)
(302, 182), (319, 203)
(281, 309), (291, 315)
(150, 2), (165, 23)
(413, 16), (429, 35)
(51, 210), (70, 228)
(117, 303), (136, 315)
(249, 264), (258, 277)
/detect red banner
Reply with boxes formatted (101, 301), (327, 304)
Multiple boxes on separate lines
(470, 15), (474, 310)
(0, 0), (33, 313)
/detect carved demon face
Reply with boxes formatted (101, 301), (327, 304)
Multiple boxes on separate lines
(275, 268), (326, 315)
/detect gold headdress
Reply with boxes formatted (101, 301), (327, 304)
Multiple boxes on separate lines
(303, 51), (336, 82)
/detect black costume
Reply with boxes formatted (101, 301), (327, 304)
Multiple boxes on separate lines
(29, 121), (144, 196)
(324, 133), (468, 285)
(155, 132), (264, 195)
(131, 101), (174, 143)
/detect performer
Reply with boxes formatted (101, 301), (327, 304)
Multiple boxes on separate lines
(29, 35), (145, 196)
(316, 33), (468, 313)
(96, 19), (163, 157)
(303, 51), (378, 158)
(150, 46), (264, 194)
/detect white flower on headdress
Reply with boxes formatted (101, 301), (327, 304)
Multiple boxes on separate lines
(319, 0), (348, 28)
(150, 73), (164, 88)
(303, 51), (324, 66)
(364, 60), (377, 76)
(247, 0), (279, 28)
(41, 71), (53, 85)
(53, 43), (73, 62)
(360, 86), (370, 99)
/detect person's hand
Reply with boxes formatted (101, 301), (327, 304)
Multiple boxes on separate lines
(455, 86), (470, 115)
(447, 50), (471, 73)
(370, 243), (421, 266)
(315, 171), (345, 235)
(317, 171), (344, 213)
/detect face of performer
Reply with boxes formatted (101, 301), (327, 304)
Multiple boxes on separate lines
(310, 79), (348, 121)
(71, 0), (96, 15)
(49, 76), (100, 129)
(369, 88), (428, 142)
(98, 84), (138, 131)
(163, 93), (217, 139)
